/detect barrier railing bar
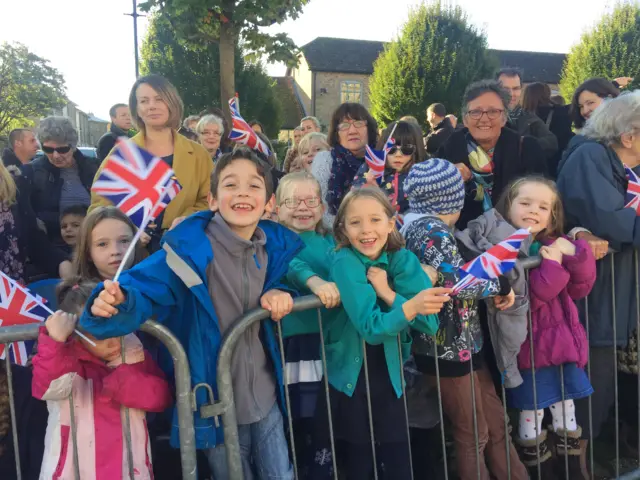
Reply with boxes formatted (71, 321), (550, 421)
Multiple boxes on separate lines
(275, 321), (299, 479)
(560, 364), (569, 479)
(466, 326), (481, 480)
(216, 295), (323, 480)
(527, 270), (542, 480)
(612, 255), (620, 479)
(67, 391), (81, 480)
(636, 251), (640, 472)
(316, 309), (338, 479)
(501, 383), (512, 480)
(396, 335), (414, 480)
(584, 296), (595, 477)
(361, 338), (379, 480)
(120, 336), (135, 480)
(5, 355), (21, 480)
(432, 335), (449, 480)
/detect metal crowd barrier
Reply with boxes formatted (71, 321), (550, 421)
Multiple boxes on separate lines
(0, 320), (197, 480)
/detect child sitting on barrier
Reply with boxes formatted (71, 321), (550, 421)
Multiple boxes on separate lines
(400, 159), (528, 480)
(32, 279), (172, 479)
(497, 176), (596, 478)
(302, 187), (448, 479)
(80, 148), (302, 480)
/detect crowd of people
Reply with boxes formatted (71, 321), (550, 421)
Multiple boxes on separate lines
(0, 66), (638, 480)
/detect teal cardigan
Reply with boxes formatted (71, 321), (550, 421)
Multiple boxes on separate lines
(283, 233), (438, 398)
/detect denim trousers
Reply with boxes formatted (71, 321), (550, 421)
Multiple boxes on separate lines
(206, 402), (293, 480)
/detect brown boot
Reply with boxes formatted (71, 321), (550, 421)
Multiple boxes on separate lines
(553, 427), (589, 479)
(516, 430), (556, 480)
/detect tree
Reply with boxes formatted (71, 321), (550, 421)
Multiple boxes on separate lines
(560, 2), (640, 100)
(0, 42), (66, 136)
(140, 14), (282, 137)
(140, 0), (309, 119)
(369, 1), (495, 127)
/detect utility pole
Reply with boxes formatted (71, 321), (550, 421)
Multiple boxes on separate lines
(125, 0), (143, 77)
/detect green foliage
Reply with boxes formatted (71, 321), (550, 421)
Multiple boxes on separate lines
(0, 42), (66, 136)
(139, 0), (309, 67)
(560, 1), (640, 100)
(140, 14), (282, 137)
(369, 1), (495, 127)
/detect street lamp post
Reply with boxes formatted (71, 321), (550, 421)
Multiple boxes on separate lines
(126, 0), (142, 77)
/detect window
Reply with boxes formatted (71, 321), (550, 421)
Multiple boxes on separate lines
(340, 81), (363, 103)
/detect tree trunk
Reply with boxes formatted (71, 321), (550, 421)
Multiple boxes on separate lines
(219, 19), (235, 130)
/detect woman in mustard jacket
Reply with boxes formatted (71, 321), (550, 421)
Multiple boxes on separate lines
(89, 74), (212, 250)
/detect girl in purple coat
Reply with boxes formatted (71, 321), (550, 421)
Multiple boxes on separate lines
(497, 177), (596, 478)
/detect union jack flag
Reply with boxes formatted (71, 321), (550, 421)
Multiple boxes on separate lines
(453, 228), (530, 294)
(625, 165), (640, 215)
(91, 139), (182, 228)
(0, 272), (49, 365)
(365, 126), (397, 179)
(228, 96), (272, 156)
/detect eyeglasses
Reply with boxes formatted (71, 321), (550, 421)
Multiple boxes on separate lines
(337, 120), (367, 131)
(388, 144), (416, 156)
(42, 145), (72, 154)
(283, 197), (321, 209)
(466, 109), (504, 120)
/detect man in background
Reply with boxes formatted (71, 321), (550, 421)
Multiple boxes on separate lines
(96, 103), (133, 161)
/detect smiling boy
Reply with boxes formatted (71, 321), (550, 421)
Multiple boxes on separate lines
(80, 147), (302, 479)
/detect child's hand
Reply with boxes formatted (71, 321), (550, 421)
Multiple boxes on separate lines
(576, 231), (609, 260)
(260, 289), (293, 321)
(421, 265), (438, 285)
(367, 266), (390, 294)
(405, 287), (452, 319)
(494, 289), (515, 311)
(364, 171), (377, 185)
(552, 237), (576, 256)
(46, 311), (78, 343)
(307, 277), (341, 309)
(540, 245), (563, 264)
(91, 280), (126, 318)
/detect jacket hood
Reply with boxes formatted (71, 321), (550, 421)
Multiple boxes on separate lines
(1, 148), (22, 169)
(557, 135), (595, 174)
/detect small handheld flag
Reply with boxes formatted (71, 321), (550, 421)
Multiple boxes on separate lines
(228, 95), (272, 156)
(365, 122), (398, 179)
(624, 165), (640, 215)
(452, 228), (530, 294)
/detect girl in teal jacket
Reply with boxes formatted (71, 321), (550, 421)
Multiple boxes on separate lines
(279, 177), (450, 479)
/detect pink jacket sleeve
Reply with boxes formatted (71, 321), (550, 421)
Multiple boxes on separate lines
(98, 352), (173, 412)
(528, 257), (571, 308)
(562, 239), (597, 300)
(32, 327), (84, 401)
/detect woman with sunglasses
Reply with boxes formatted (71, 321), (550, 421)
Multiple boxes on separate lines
(24, 116), (98, 246)
(352, 120), (426, 223)
(311, 102), (378, 229)
(436, 80), (548, 229)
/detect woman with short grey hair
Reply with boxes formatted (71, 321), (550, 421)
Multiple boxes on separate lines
(23, 116), (97, 245)
(557, 91), (640, 462)
(196, 114), (225, 161)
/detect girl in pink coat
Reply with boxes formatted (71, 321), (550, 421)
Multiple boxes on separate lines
(497, 176), (596, 478)
(32, 280), (172, 480)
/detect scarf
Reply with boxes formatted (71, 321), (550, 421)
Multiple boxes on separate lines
(466, 134), (495, 212)
(326, 145), (364, 215)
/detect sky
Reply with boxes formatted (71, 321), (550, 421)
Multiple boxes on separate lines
(0, 0), (618, 119)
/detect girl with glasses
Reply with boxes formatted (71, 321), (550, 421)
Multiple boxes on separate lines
(352, 121), (426, 225)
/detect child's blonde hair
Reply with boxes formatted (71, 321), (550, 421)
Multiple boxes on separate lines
(333, 187), (405, 251)
(275, 171), (326, 233)
(298, 132), (329, 156)
(73, 206), (146, 281)
(496, 176), (565, 239)
(0, 161), (17, 205)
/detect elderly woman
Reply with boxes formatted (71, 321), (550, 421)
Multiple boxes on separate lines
(436, 80), (547, 228)
(557, 91), (640, 468)
(196, 114), (225, 161)
(90, 74), (212, 250)
(311, 103), (378, 228)
(23, 116), (97, 245)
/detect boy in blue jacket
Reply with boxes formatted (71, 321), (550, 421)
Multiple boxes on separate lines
(80, 147), (302, 479)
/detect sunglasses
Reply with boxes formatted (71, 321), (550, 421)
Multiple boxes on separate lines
(42, 145), (72, 155)
(388, 144), (416, 156)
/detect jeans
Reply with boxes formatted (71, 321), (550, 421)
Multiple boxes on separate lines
(206, 402), (293, 480)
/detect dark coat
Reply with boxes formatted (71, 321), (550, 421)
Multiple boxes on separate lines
(535, 105), (574, 178)
(424, 117), (455, 155)
(0, 367), (48, 480)
(1, 148), (23, 170)
(436, 127), (548, 229)
(22, 150), (97, 244)
(96, 124), (130, 161)
(557, 135), (640, 347)
(509, 109), (558, 161)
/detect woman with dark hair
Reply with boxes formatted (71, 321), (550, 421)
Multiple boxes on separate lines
(570, 78), (620, 130)
(90, 74), (213, 250)
(436, 80), (548, 229)
(311, 102), (378, 228)
(522, 82), (574, 177)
